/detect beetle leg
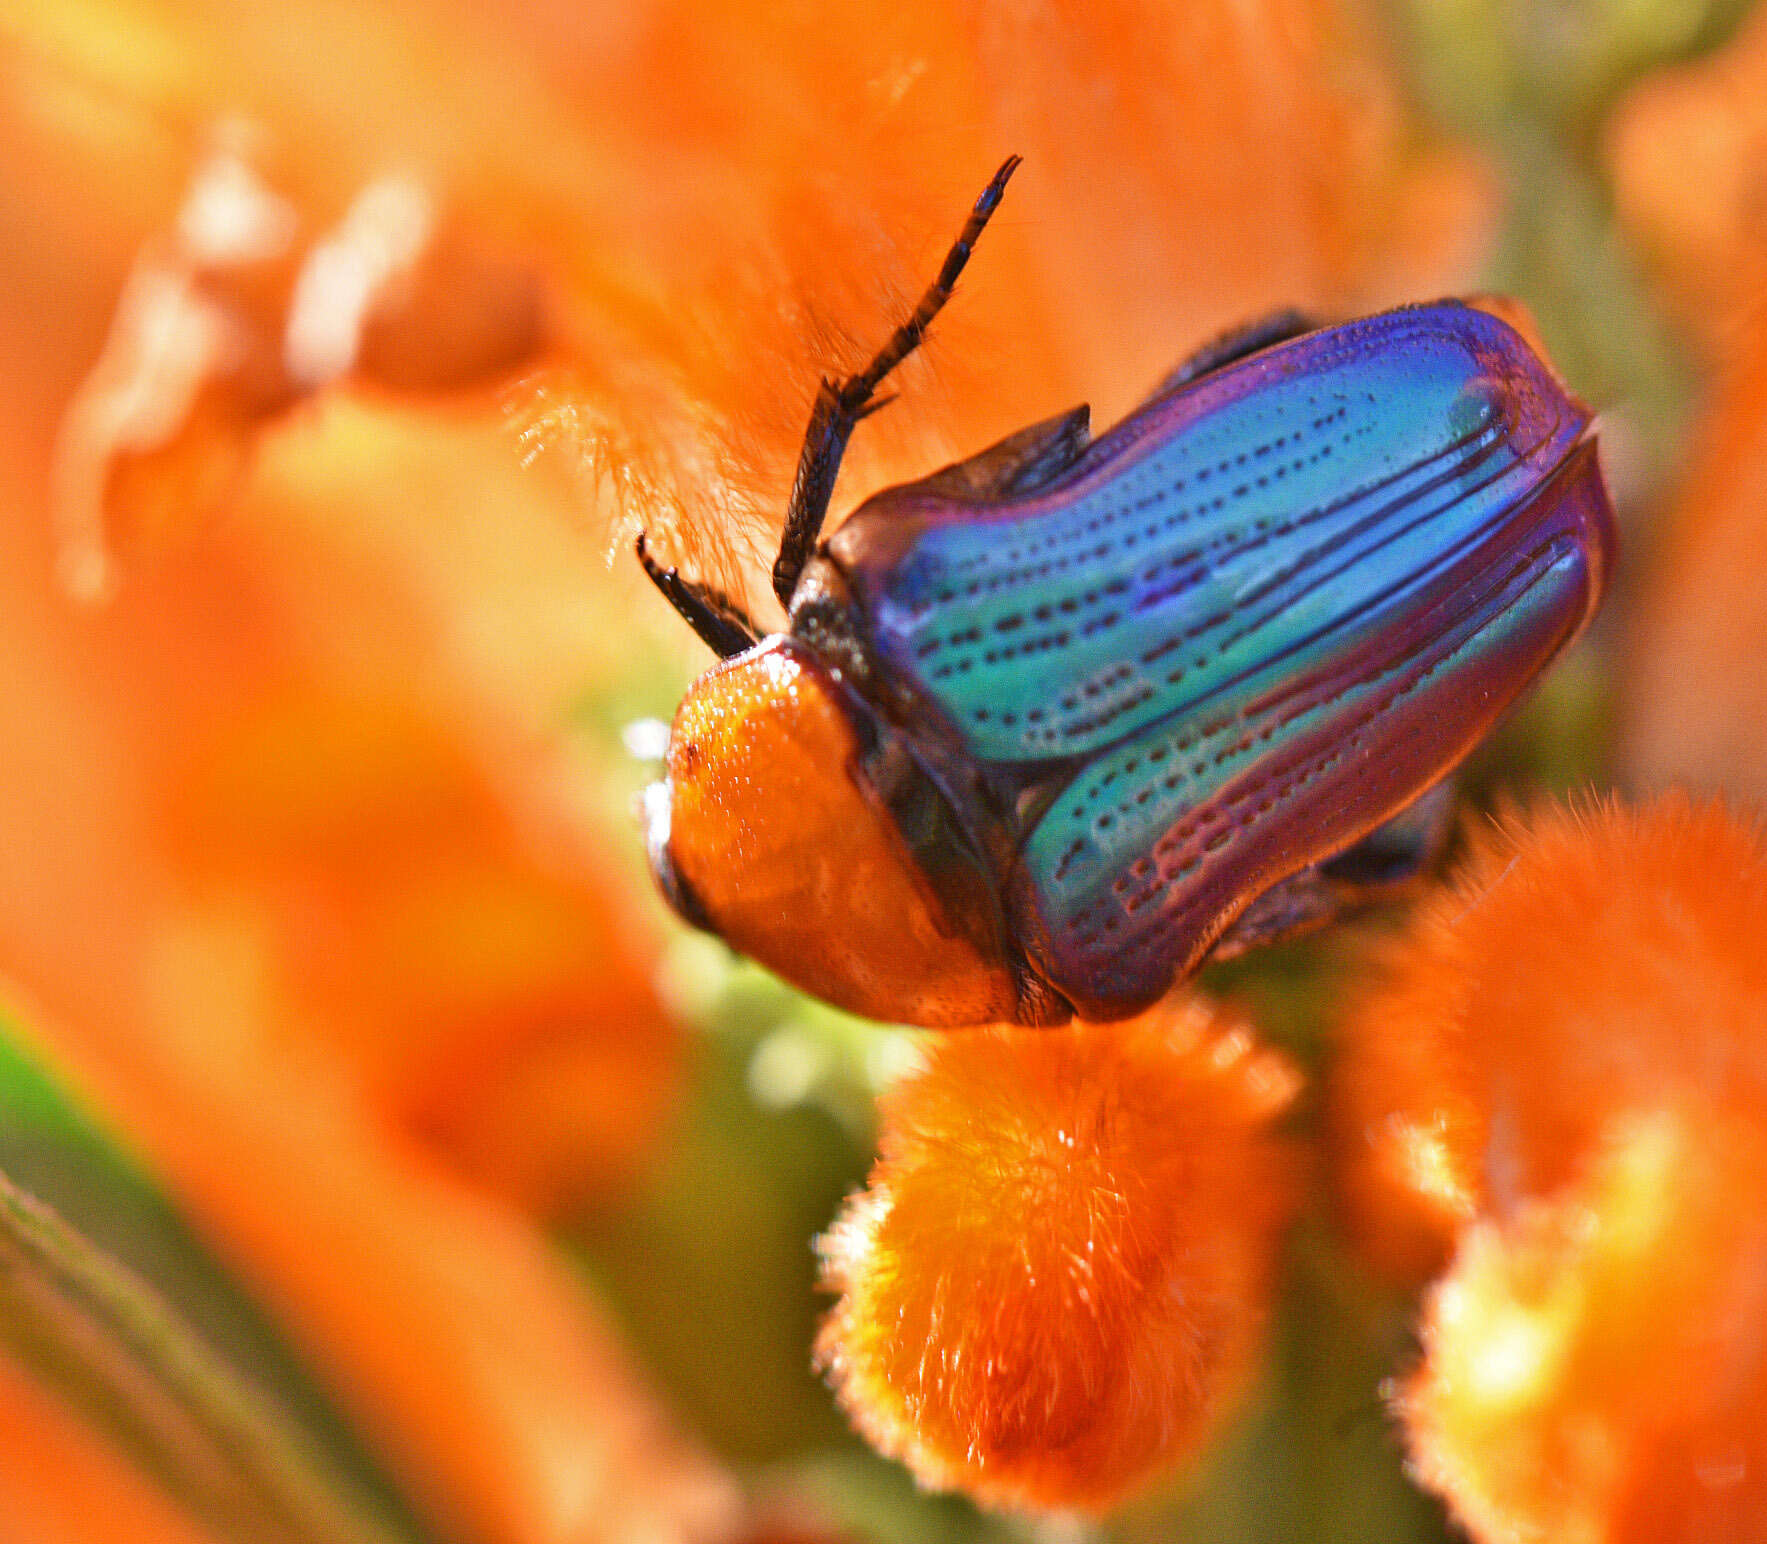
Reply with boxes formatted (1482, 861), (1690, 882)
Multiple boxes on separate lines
(1146, 309), (1319, 403)
(1209, 779), (1458, 960)
(1204, 865), (1343, 960)
(773, 155), (1022, 609)
(1317, 778), (1458, 891)
(635, 533), (761, 660)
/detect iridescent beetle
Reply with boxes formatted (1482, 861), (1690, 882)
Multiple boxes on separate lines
(636, 159), (1614, 1026)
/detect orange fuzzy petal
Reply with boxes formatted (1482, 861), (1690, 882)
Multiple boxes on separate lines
(526, 0), (1496, 597)
(1332, 794), (1767, 1273)
(1607, 6), (1767, 359)
(0, 75), (682, 1208)
(29, 0), (1491, 606)
(0, 459), (707, 1541)
(1330, 796), (1767, 1543)
(1623, 303), (1767, 805)
(816, 999), (1301, 1515)
(51, 132), (545, 602)
(1405, 1108), (1767, 1544)
(0, 36), (718, 1535)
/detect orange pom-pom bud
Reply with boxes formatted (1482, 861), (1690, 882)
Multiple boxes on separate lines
(1405, 1107), (1767, 1544)
(1332, 794), (1767, 1281)
(1330, 795), (1767, 1542)
(815, 998), (1300, 1514)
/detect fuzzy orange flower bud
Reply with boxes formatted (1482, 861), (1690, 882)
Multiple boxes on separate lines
(1623, 300), (1767, 807)
(1330, 795), (1767, 1543)
(1607, 4), (1767, 357)
(1405, 1107), (1767, 1544)
(815, 998), (1300, 1515)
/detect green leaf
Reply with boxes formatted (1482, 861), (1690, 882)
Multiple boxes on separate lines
(0, 1007), (436, 1544)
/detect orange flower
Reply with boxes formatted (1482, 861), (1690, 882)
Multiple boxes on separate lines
(1331, 796), (1767, 1542)
(52, 133), (543, 600)
(1404, 1109), (1767, 1544)
(0, 289), (723, 1544)
(1607, 0), (1767, 813)
(1, 5), (715, 1536)
(816, 999), (1301, 1514)
(544, 0), (1495, 595)
(1622, 298), (1767, 806)
(25, 0), (1494, 607)
(1606, 11), (1767, 816)
(1607, 6), (1767, 360)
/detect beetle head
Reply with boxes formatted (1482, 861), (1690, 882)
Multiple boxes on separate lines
(645, 637), (1026, 1025)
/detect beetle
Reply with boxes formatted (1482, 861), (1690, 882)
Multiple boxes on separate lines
(635, 158), (1615, 1027)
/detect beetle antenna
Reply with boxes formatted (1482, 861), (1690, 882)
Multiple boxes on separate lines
(772, 156), (1022, 610)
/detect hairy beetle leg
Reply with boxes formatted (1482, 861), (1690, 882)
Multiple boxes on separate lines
(773, 155), (1022, 609)
(1318, 778), (1458, 891)
(635, 533), (761, 660)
